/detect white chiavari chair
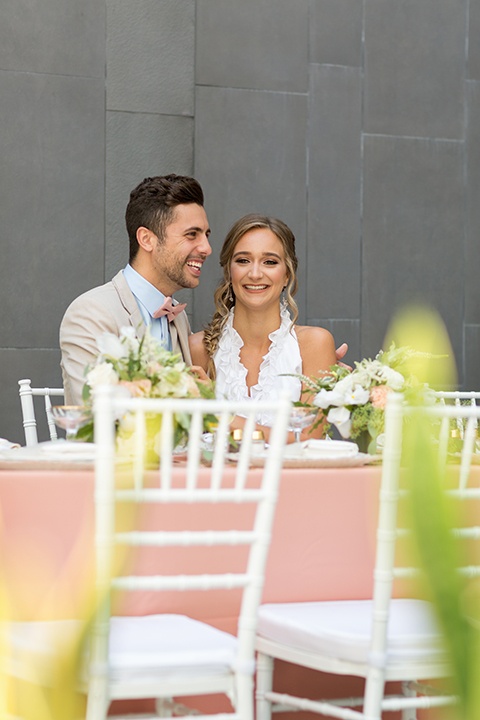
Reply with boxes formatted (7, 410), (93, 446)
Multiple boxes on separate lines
(433, 391), (480, 489)
(84, 386), (291, 720)
(18, 378), (65, 446)
(255, 393), (480, 720)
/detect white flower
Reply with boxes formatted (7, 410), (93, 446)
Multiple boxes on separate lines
(334, 374), (356, 396)
(155, 372), (199, 398)
(118, 411), (136, 433)
(97, 332), (128, 361)
(313, 388), (347, 409)
(378, 365), (404, 390)
(420, 386), (437, 405)
(119, 326), (140, 354)
(344, 384), (370, 405)
(327, 406), (352, 439)
(86, 362), (119, 387)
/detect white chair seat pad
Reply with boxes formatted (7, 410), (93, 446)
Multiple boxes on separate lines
(108, 614), (238, 683)
(257, 599), (447, 666)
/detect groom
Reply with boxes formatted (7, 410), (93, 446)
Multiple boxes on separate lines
(60, 174), (211, 405)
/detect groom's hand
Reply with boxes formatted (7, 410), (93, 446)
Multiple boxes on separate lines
(190, 364), (212, 386)
(335, 343), (352, 371)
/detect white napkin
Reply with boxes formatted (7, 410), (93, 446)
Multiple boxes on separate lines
(0, 438), (21, 451)
(284, 439), (359, 459)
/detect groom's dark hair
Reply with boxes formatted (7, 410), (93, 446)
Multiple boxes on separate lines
(126, 174), (204, 262)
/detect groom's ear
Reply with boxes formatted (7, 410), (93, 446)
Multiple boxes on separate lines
(136, 226), (157, 253)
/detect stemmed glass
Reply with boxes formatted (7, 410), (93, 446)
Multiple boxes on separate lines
(51, 405), (92, 441)
(287, 407), (318, 444)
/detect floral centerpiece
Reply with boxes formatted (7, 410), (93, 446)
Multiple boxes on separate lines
(296, 343), (437, 454)
(77, 327), (214, 461)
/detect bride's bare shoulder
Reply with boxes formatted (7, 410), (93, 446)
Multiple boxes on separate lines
(295, 324), (334, 345)
(294, 325), (337, 375)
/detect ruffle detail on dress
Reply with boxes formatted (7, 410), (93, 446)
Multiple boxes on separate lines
(213, 312), (249, 402)
(213, 306), (303, 426)
(254, 303), (300, 403)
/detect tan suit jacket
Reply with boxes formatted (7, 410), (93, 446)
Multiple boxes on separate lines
(60, 270), (192, 405)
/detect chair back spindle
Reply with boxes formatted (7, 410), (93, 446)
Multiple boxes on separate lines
(18, 379), (65, 446)
(87, 386), (291, 720)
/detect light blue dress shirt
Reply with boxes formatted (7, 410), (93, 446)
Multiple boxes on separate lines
(123, 264), (172, 351)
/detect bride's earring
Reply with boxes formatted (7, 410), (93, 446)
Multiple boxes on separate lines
(228, 284), (233, 303)
(281, 286), (288, 309)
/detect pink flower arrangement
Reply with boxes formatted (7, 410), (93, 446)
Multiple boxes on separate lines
(119, 379), (152, 397)
(370, 385), (392, 409)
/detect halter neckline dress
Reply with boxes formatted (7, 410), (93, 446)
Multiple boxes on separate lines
(213, 304), (302, 426)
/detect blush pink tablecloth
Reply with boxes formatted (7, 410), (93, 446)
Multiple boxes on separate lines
(0, 464), (384, 716)
(4, 462), (472, 717)
(0, 466), (382, 625)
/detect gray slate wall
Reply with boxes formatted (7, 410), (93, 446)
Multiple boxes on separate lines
(1, 0), (478, 443)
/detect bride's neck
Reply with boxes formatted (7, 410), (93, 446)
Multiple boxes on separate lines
(232, 303), (281, 344)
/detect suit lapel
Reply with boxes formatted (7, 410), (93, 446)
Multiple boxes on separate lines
(170, 321), (179, 353)
(112, 270), (146, 338)
(172, 316), (192, 363)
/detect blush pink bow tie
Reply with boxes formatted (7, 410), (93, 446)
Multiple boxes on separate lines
(153, 297), (187, 322)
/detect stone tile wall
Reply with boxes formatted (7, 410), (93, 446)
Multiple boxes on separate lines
(0, 0), (478, 442)
(194, 0), (479, 391)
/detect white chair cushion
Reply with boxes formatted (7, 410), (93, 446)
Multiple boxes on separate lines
(3, 615), (238, 687)
(108, 614), (238, 682)
(257, 599), (447, 665)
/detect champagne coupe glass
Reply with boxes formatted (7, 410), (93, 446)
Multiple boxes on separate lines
(288, 407), (318, 444)
(51, 406), (92, 441)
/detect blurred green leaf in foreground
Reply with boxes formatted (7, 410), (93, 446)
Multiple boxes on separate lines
(388, 306), (480, 719)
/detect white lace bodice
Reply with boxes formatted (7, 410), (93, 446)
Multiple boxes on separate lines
(213, 305), (302, 426)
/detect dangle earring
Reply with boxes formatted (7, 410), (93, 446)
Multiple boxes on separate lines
(281, 286), (288, 311)
(228, 284), (234, 304)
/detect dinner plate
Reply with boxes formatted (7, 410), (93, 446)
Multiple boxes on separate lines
(226, 453), (378, 468)
(226, 437), (380, 467)
(38, 440), (95, 455)
(0, 440), (97, 470)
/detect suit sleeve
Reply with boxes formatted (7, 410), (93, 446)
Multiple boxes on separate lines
(60, 294), (121, 405)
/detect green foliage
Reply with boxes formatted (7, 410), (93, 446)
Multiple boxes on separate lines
(286, 342), (442, 448)
(388, 305), (477, 719)
(377, 341), (447, 371)
(75, 327), (217, 444)
(405, 415), (476, 718)
(74, 420), (94, 443)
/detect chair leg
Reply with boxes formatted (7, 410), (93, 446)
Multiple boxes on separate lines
(236, 671), (254, 720)
(155, 697), (174, 716)
(256, 652), (274, 720)
(85, 676), (109, 720)
(401, 681), (417, 720)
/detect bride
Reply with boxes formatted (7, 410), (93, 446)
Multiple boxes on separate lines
(189, 214), (337, 440)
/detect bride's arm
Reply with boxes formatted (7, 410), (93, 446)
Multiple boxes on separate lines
(296, 326), (337, 440)
(188, 331), (213, 385)
(189, 332), (209, 372)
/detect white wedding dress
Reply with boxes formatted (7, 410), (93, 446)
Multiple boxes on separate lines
(213, 304), (302, 426)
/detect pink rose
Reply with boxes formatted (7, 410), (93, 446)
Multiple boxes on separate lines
(370, 385), (392, 409)
(119, 379), (152, 397)
(146, 362), (164, 375)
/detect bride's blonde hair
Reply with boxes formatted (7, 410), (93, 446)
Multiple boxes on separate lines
(203, 214), (299, 379)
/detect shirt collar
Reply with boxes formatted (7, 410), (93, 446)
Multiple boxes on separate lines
(123, 264), (167, 317)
